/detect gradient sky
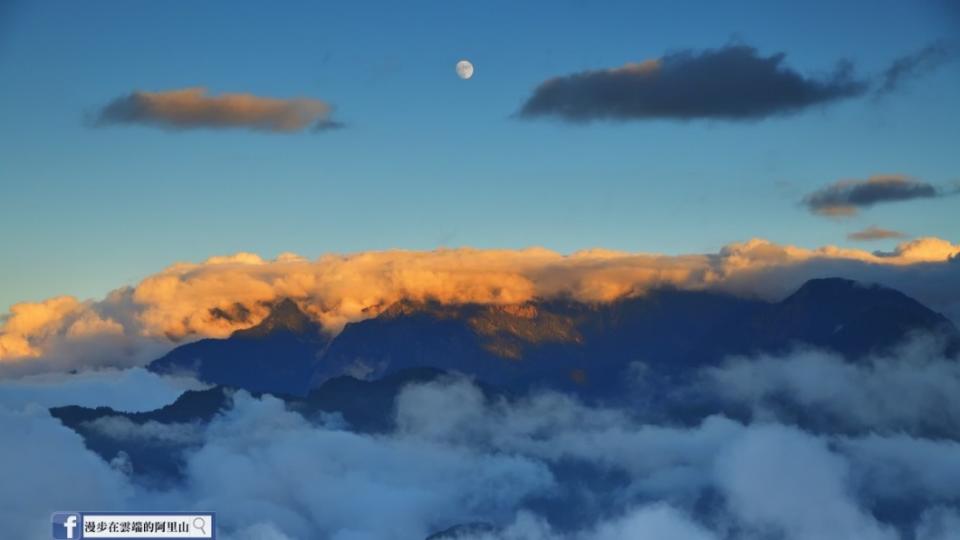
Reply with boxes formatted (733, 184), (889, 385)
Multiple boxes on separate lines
(0, 0), (958, 310)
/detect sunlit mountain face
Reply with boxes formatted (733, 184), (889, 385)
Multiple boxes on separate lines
(1, 1), (959, 539)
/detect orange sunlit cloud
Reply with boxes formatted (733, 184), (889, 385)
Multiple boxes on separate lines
(1, 238), (959, 367)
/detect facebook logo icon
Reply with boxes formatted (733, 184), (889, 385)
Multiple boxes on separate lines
(51, 513), (80, 539)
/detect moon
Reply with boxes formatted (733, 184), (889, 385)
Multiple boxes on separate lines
(456, 60), (474, 80)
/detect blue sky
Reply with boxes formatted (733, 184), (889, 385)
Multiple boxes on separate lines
(0, 0), (958, 309)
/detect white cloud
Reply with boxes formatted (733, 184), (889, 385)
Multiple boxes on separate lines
(587, 505), (718, 540)
(701, 336), (960, 436)
(0, 367), (204, 411)
(840, 434), (960, 503)
(179, 392), (555, 539)
(915, 507), (960, 540)
(0, 405), (130, 540)
(222, 523), (296, 540)
(715, 423), (897, 540)
(84, 416), (204, 445)
(3, 335), (960, 540)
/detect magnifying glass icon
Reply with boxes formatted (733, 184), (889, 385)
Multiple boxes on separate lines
(193, 517), (208, 535)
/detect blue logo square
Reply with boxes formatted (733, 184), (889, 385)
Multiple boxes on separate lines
(51, 513), (81, 539)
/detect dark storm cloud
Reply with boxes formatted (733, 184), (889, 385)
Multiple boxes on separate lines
(94, 88), (341, 133)
(848, 226), (908, 242)
(803, 175), (943, 217)
(879, 41), (955, 94)
(517, 45), (869, 122)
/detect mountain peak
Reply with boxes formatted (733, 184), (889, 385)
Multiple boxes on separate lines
(793, 277), (864, 292)
(232, 298), (320, 338)
(149, 297), (328, 396)
(783, 278), (909, 308)
(768, 277), (957, 357)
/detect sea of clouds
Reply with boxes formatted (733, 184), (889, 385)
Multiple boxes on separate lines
(1, 335), (959, 540)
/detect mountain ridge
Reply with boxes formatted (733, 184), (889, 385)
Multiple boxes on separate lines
(147, 278), (960, 397)
(148, 298), (329, 396)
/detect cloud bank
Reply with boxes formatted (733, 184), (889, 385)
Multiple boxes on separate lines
(2, 238), (959, 373)
(803, 175), (947, 216)
(701, 336), (960, 438)
(3, 334), (960, 539)
(0, 367), (204, 412)
(517, 45), (867, 122)
(94, 88), (340, 133)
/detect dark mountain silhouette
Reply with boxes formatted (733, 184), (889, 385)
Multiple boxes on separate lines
(49, 385), (232, 484)
(148, 298), (329, 395)
(292, 366), (458, 431)
(50, 368), (455, 482)
(750, 278), (956, 356)
(313, 278), (958, 398)
(147, 278), (958, 399)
